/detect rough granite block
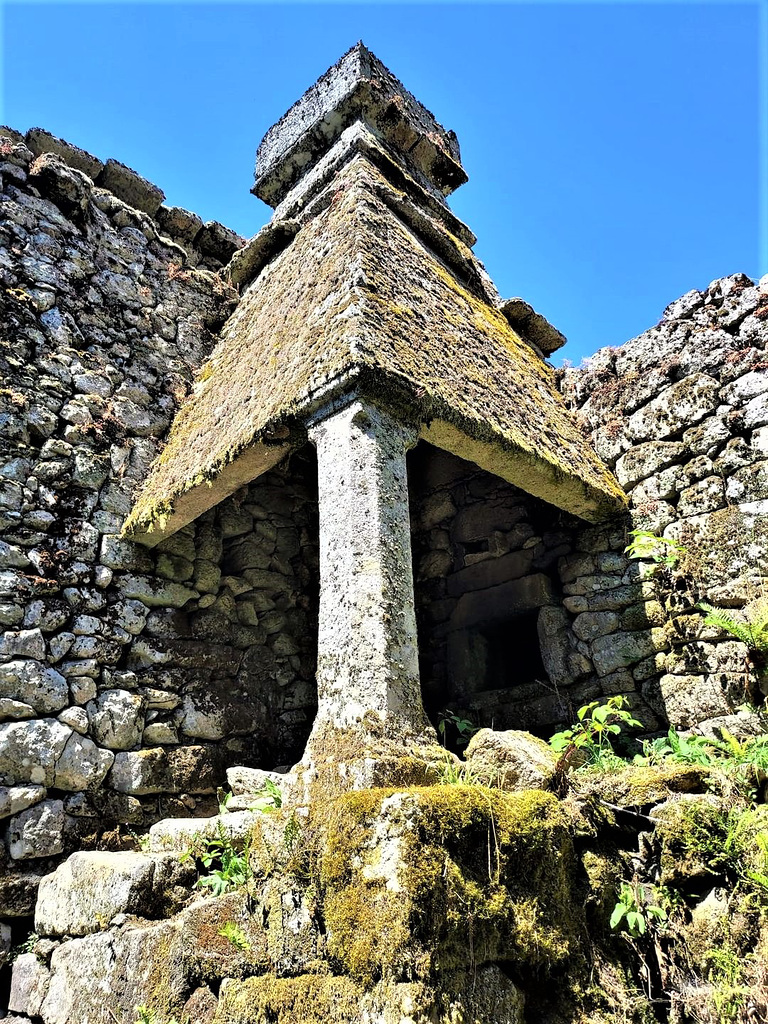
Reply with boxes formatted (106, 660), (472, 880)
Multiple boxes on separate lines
(25, 128), (104, 181)
(97, 157), (165, 216)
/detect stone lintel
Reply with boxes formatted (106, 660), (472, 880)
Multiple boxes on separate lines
(254, 42), (466, 207)
(126, 441), (291, 548)
(307, 397), (431, 743)
(420, 418), (626, 523)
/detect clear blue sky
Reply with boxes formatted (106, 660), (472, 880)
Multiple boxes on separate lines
(1, 1), (763, 365)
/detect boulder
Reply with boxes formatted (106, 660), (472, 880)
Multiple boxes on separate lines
(148, 809), (257, 853)
(8, 952), (50, 1017)
(0, 784), (46, 820)
(41, 923), (187, 1024)
(464, 728), (559, 791)
(87, 689), (144, 750)
(0, 873), (43, 917)
(0, 919), (11, 970)
(53, 731), (114, 790)
(0, 719), (71, 785)
(109, 744), (222, 795)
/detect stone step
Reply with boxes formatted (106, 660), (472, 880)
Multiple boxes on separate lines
(35, 850), (193, 938)
(226, 765), (290, 797)
(147, 809), (259, 853)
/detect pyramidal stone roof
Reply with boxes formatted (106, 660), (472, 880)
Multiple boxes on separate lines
(124, 44), (626, 544)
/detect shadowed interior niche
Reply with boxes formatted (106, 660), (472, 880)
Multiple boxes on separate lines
(408, 441), (581, 738)
(201, 443), (320, 768)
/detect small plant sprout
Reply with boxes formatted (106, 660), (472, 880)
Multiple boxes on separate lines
(624, 529), (686, 569)
(218, 921), (251, 952)
(437, 709), (479, 749)
(182, 821), (252, 898)
(248, 778), (282, 813)
(639, 727), (714, 767)
(610, 881), (667, 938)
(550, 696), (643, 771)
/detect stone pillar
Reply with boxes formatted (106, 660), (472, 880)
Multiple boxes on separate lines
(307, 398), (431, 744)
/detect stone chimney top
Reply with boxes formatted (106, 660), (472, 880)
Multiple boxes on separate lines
(253, 42), (467, 207)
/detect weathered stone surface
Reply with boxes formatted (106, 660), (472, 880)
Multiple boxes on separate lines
(195, 220), (244, 262)
(53, 731), (114, 790)
(537, 605), (573, 686)
(227, 764), (289, 796)
(40, 921), (188, 1023)
(25, 127), (104, 179)
(0, 698), (35, 720)
(307, 400), (428, 742)
(465, 728), (558, 790)
(572, 610), (619, 642)
(0, 784), (46, 820)
(87, 689), (144, 749)
(662, 288), (704, 321)
(450, 573), (553, 631)
(109, 745), (222, 794)
(659, 672), (742, 728)
(8, 798), (65, 859)
(28, 153), (92, 223)
(8, 952), (50, 1016)
(0, 918), (10, 970)
(155, 203), (204, 247)
(148, 809), (257, 852)
(0, 719), (71, 785)
(627, 374), (720, 441)
(97, 157), (165, 215)
(591, 630), (657, 677)
(615, 441), (687, 489)
(0, 871), (43, 916)
(35, 850), (190, 936)
(447, 549), (533, 596)
(0, 659), (68, 713)
(118, 574), (200, 608)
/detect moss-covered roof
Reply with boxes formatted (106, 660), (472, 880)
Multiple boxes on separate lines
(124, 157), (625, 542)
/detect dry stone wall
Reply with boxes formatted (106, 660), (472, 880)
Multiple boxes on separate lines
(0, 130), (318, 927)
(411, 274), (768, 745)
(2, 112), (768, 965)
(560, 272), (768, 732)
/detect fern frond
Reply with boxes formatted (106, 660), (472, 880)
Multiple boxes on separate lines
(745, 598), (768, 654)
(699, 602), (755, 646)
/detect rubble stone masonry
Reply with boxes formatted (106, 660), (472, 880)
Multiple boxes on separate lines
(0, 131), (318, 924)
(1, 121), (767, 943)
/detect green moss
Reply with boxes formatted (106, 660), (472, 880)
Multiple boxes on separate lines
(214, 973), (363, 1024)
(583, 763), (711, 807)
(655, 798), (735, 885)
(581, 849), (622, 932)
(314, 785), (584, 988)
(125, 156), (625, 539)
